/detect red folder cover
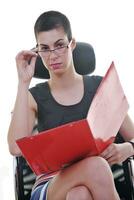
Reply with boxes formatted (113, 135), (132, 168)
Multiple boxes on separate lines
(16, 62), (129, 175)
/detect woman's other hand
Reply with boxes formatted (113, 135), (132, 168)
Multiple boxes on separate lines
(100, 142), (134, 165)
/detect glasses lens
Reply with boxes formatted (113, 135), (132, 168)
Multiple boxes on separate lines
(55, 46), (67, 55)
(38, 50), (49, 58)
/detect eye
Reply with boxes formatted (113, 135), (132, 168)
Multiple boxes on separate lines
(39, 45), (49, 51)
(56, 43), (65, 48)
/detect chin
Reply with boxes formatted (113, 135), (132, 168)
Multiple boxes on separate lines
(52, 68), (66, 76)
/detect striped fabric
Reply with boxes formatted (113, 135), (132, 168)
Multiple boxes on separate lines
(39, 182), (49, 200)
(32, 171), (58, 191)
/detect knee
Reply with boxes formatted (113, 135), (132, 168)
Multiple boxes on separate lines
(85, 156), (111, 173)
(82, 156), (113, 182)
(66, 186), (92, 200)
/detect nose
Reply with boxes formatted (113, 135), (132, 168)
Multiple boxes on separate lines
(49, 49), (59, 60)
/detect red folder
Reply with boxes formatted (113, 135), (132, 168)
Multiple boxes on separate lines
(16, 62), (129, 175)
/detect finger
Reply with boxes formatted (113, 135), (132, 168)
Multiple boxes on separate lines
(29, 56), (37, 71)
(24, 54), (37, 63)
(22, 50), (37, 56)
(101, 152), (113, 160)
(107, 156), (119, 165)
(31, 47), (38, 53)
(30, 57), (37, 72)
(107, 153), (123, 165)
(16, 50), (37, 61)
(100, 147), (112, 158)
(100, 152), (113, 160)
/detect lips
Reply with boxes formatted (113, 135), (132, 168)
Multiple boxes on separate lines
(50, 63), (62, 70)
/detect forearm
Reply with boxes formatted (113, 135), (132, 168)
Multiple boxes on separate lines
(119, 114), (134, 140)
(8, 82), (31, 155)
(8, 50), (37, 155)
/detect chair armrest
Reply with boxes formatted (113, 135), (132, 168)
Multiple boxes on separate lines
(123, 156), (134, 198)
(14, 156), (36, 200)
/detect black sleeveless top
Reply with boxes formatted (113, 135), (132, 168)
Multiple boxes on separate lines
(29, 75), (102, 132)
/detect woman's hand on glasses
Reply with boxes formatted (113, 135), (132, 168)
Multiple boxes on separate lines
(15, 50), (37, 84)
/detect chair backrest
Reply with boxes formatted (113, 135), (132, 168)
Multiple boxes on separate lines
(34, 42), (96, 79)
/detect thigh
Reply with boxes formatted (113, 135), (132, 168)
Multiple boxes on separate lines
(47, 156), (111, 200)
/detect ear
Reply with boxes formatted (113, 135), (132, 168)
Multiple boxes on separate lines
(71, 38), (76, 51)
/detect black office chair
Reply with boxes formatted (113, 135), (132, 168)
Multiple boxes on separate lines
(14, 42), (134, 200)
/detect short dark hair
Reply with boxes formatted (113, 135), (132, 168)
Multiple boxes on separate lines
(34, 10), (72, 41)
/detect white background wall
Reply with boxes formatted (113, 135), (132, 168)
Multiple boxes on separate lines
(0, 0), (134, 199)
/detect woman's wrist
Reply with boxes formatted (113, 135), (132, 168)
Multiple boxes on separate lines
(126, 141), (134, 156)
(127, 141), (134, 149)
(18, 80), (30, 90)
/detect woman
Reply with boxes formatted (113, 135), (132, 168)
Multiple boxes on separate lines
(8, 10), (134, 200)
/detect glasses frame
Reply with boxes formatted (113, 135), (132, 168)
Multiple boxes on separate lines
(36, 40), (72, 58)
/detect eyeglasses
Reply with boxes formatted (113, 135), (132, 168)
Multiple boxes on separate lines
(37, 40), (72, 58)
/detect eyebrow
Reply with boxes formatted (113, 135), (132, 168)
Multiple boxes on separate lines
(39, 39), (65, 46)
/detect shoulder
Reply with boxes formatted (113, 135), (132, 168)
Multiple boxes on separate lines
(84, 75), (103, 91)
(84, 74), (102, 82)
(29, 81), (48, 98)
(28, 82), (47, 113)
(29, 81), (47, 93)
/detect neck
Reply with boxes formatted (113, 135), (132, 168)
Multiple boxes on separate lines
(48, 66), (81, 90)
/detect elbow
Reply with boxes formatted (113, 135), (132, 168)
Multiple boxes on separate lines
(9, 148), (22, 156)
(9, 147), (22, 156)
(8, 142), (22, 156)
(7, 133), (22, 156)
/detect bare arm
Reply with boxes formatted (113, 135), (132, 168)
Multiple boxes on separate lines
(7, 50), (37, 156)
(119, 113), (134, 141)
